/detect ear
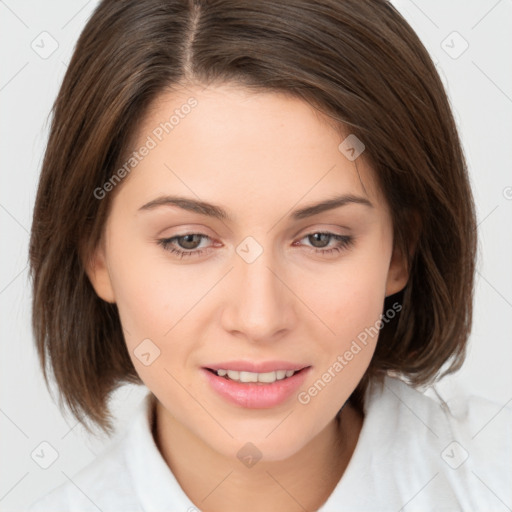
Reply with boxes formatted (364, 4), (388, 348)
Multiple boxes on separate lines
(385, 242), (409, 297)
(83, 237), (116, 303)
(385, 212), (420, 297)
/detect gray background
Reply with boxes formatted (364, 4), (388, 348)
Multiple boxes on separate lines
(1, 0), (511, 509)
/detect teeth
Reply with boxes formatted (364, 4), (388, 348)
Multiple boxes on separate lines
(226, 370), (239, 381)
(215, 369), (298, 383)
(276, 370), (286, 380)
(258, 371), (277, 383)
(239, 371), (258, 383)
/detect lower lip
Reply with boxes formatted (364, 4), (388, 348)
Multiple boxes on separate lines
(201, 367), (311, 409)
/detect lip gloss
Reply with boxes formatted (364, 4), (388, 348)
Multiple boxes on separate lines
(201, 367), (310, 408)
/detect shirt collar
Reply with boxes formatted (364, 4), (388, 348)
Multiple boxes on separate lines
(123, 391), (199, 511)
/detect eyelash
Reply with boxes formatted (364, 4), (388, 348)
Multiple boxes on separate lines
(157, 232), (354, 259)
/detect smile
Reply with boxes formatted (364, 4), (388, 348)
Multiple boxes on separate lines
(202, 366), (311, 408)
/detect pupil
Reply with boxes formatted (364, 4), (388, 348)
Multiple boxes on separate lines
(309, 233), (329, 248)
(180, 234), (200, 249)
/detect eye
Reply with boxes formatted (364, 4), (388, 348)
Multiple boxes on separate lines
(296, 232), (354, 256)
(157, 233), (213, 259)
(157, 231), (354, 259)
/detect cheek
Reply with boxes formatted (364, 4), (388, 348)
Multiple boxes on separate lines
(108, 260), (194, 393)
(105, 239), (183, 349)
(333, 273), (387, 344)
(295, 265), (389, 418)
(107, 230), (202, 331)
(292, 242), (391, 407)
(297, 251), (390, 344)
(106, 240), (221, 389)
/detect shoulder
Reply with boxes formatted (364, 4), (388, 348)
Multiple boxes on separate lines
(373, 374), (512, 451)
(27, 394), (155, 512)
(322, 375), (512, 511)
(372, 376), (512, 507)
(28, 390), (197, 511)
(27, 431), (140, 512)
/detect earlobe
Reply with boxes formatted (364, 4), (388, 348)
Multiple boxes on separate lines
(83, 240), (116, 303)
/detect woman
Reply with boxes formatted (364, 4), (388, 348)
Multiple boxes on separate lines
(28, 0), (510, 510)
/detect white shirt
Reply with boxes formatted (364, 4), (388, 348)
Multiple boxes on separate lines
(28, 375), (512, 511)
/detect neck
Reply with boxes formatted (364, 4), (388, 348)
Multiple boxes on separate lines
(152, 398), (363, 512)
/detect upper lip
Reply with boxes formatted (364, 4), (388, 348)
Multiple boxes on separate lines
(204, 360), (310, 373)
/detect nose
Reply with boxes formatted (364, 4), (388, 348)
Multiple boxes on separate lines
(221, 242), (296, 343)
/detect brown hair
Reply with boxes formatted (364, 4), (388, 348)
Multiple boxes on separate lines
(29, 0), (477, 435)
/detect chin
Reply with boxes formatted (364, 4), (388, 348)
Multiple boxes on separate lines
(208, 425), (315, 464)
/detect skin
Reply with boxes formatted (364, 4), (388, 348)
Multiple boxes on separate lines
(86, 83), (409, 511)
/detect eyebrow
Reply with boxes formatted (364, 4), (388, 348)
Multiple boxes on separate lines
(137, 193), (373, 221)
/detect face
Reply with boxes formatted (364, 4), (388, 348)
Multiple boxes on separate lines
(87, 83), (408, 461)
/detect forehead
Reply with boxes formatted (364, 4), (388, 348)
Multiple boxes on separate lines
(114, 84), (386, 218)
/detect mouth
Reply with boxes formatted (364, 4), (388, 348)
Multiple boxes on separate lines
(201, 364), (311, 409)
